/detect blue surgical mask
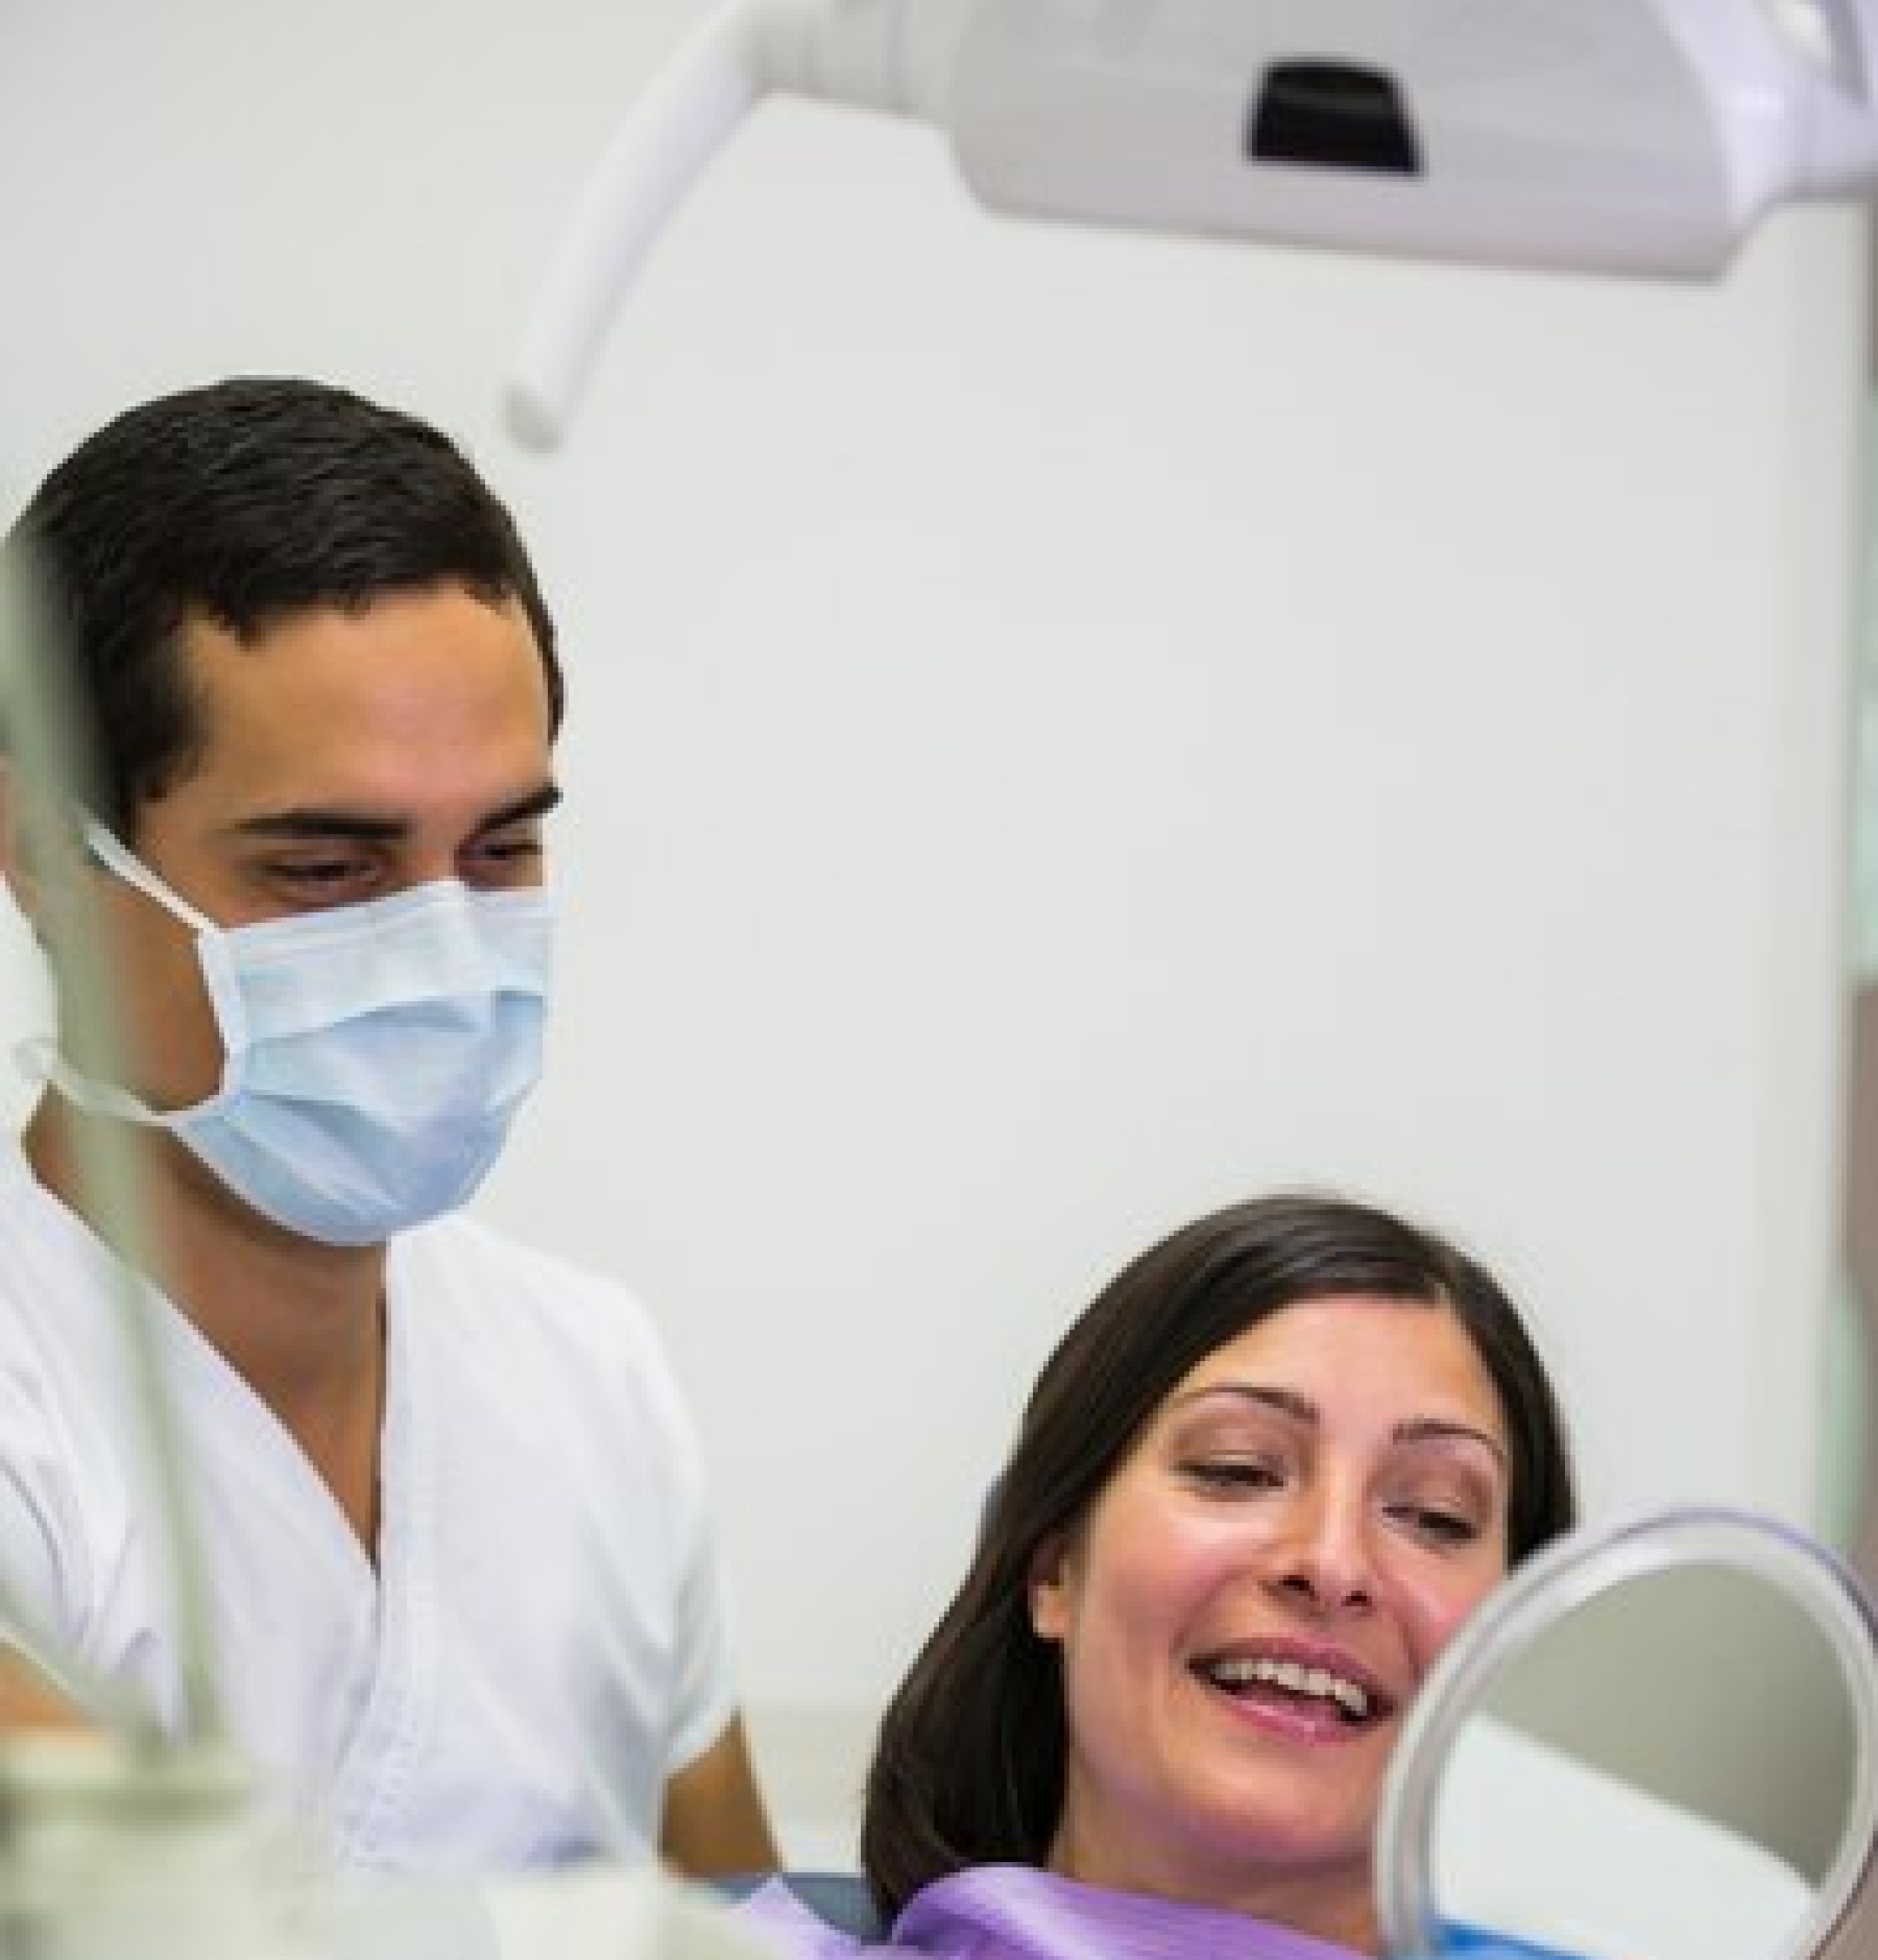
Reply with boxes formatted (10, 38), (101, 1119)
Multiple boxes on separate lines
(20, 819), (555, 1245)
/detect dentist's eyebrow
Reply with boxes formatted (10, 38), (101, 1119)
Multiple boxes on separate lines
(1172, 1384), (1507, 1467)
(469, 783), (562, 835)
(227, 783), (563, 844)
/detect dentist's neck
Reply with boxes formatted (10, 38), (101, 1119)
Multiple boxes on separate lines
(24, 1091), (390, 1553)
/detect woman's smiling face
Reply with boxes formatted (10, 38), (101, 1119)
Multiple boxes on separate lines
(1029, 1296), (1511, 1944)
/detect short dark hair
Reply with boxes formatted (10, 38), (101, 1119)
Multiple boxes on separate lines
(3, 376), (561, 834)
(860, 1191), (1576, 1919)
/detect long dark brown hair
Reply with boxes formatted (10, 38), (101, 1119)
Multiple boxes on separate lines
(860, 1192), (1576, 1919)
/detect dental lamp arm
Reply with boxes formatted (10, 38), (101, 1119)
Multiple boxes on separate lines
(1796, 0), (1878, 191)
(505, 0), (968, 446)
(505, 2), (769, 450)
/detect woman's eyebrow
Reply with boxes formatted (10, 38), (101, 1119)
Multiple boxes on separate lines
(1170, 1386), (1508, 1467)
(1391, 1416), (1507, 1467)
(1172, 1383), (1317, 1423)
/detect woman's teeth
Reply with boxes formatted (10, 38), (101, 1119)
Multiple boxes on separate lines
(1202, 1655), (1374, 1722)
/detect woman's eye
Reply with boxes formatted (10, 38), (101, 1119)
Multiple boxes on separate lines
(1389, 1503), (1481, 1546)
(1184, 1458), (1287, 1494)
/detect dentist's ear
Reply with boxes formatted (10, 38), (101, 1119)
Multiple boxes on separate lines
(0, 764), (87, 958)
(0, 759), (48, 928)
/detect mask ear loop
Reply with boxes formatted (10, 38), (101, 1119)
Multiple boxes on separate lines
(61, 816), (250, 1104)
(79, 818), (218, 936)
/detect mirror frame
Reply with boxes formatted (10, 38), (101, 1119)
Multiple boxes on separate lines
(1375, 1505), (1878, 1960)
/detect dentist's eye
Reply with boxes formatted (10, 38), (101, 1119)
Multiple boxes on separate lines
(463, 830), (546, 887)
(277, 857), (369, 885)
(262, 854), (383, 904)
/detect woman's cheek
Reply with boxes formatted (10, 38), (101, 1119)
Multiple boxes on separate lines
(1396, 1561), (1505, 1673)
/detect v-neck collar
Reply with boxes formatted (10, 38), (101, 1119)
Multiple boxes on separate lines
(5, 1141), (397, 1584)
(4, 1147), (441, 1862)
(152, 1248), (440, 1861)
(324, 1252), (437, 1860)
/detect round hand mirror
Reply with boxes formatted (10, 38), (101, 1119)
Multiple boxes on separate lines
(1376, 1507), (1878, 1960)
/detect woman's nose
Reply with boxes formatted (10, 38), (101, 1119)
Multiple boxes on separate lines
(1268, 1493), (1377, 1614)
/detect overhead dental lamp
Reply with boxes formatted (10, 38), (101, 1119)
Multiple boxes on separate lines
(506, 0), (1878, 446)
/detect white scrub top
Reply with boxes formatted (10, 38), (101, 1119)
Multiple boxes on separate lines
(0, 1141), (738, 1873)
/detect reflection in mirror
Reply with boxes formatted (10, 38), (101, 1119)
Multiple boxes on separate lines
(1378, 1508), (1878, 1960)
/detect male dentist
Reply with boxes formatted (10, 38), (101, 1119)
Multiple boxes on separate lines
(0, 376), (777, 1877)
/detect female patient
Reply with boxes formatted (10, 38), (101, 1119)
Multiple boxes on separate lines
(745, 1192), (1576, 1958)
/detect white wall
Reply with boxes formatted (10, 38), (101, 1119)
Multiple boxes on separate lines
(0, 1), (1868, 1858)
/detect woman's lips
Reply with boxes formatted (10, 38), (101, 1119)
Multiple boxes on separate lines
(1189, 1639), (1398, 1739)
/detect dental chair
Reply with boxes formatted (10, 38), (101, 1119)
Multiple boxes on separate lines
(710, 1870), (885, 1940)
(717, 1717), (1815, 1960)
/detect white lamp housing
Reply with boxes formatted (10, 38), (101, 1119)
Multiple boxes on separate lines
(507, 0), (1878, 446)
